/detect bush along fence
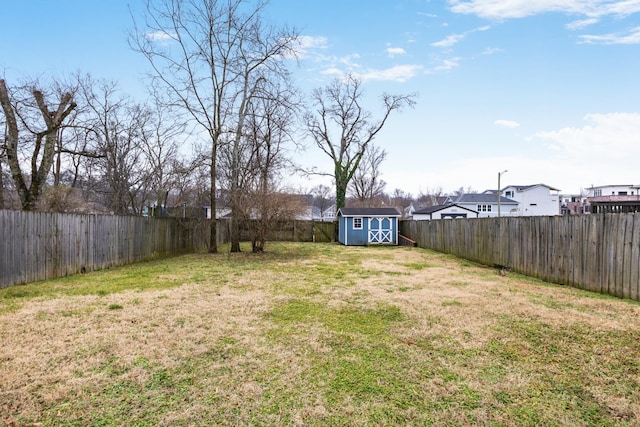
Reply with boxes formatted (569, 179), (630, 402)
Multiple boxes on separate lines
(400, 213), (640, 302)
(0, 210), (223, 288)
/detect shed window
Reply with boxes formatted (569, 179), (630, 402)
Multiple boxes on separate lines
(353, 217), (363, 229)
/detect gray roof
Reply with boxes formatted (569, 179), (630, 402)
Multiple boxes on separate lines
(338, 207), (401, 217)
(414, 203), (478, 215)
(454, 193), (518, 204)
(504, 183), (561, 192)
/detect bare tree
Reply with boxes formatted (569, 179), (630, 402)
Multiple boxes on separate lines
(388, 188), (414, 218)
(310, 184), (334, 220)
(304, 73), (416, 209)
(77, 79), (152, 214)
(452, 186), (476, 197)
(348, 143), (386, 205)
(416, 187), (444, 207)
(138, 94), (185, 212)
(0, 79), (77, 210)
(130, 0), (299, 253)
(239, 80), (299, 252)
(0, 128), (6, 209)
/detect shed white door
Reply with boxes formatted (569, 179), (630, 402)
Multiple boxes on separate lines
(368, 217), (392, 244)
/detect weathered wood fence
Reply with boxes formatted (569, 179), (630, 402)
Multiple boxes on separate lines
(400, 213), (640, 301)
(238, 219), (336, 243)
(0, 210), (224, 288)
(0, 210), (336, 288)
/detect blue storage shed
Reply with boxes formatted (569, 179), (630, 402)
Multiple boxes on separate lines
(337, 207), (401, 246)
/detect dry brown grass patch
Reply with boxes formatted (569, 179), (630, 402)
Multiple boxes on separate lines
(1, 243), (639, 426)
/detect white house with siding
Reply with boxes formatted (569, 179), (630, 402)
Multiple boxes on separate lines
(452, 193), (519, 218)
(500, 184), (560, 216)
(412, 203), (478, 221)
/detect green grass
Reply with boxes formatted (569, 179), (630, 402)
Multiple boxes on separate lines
(2, 242), (640, 426)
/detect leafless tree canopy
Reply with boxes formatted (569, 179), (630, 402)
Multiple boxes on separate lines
(304, 73), (416, 209)
(348, 143), (387, 205)
(130, 0), (300, 252)
(0, 79), (77, 211)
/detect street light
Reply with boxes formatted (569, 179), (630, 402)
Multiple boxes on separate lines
(498, 170), (508, 218)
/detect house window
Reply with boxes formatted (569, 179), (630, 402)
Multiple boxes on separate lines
(353, 217), (362, 229)
(594, 189), (602, 196)
(476, 204), (492, 212)
(505, 191), (514, 198)
(619, 191), (628, 195)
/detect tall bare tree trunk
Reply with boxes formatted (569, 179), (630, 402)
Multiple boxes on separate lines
(0, 79), (77, 211)
(0, 153), (5, 209)
(209, 143), (218, 253)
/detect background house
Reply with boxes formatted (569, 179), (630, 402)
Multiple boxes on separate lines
(204, 203), (231, 219)
(585, 184), (640, 213)
(500, 184), (560, 216)
(451, 193), (518, 218)
(337, 207), (400, 246)
(560, 194), (588, 215)
(412, 203), (478, 221)
(404, 196), (451, 219)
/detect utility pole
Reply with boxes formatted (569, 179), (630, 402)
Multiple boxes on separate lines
(498, 170), (508, 218)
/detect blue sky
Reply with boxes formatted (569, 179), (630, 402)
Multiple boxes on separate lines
(3, 0), (640, 196)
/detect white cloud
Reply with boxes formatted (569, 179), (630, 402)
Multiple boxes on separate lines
(579, 26), (640, 44)
(386, 47), (407, 57)
(566, 18), (600, 30)
(535, 112), (640, 165)
(495, 119), (520, 128)
(432, 25), (492, 48)
(448, 0), (640, 20)
(482, 47), (503, 55)
(426, 57), (462, 73)
(432, 33), (465, 48)
(357, 65), (423, 82)
(295, 36), (329, 58)
(299, 35), (328, 50)
(145, 30), (176, 42)
(378, 113), (640, 196)
(320, 67), (343, 76)
(314, 53), (362, 73)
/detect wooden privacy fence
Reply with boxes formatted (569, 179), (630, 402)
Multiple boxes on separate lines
(238, 219), (336, 243)
(0, 211), (335, 288)
(400, 213), (640, 301)
(0, 210), (224, 288)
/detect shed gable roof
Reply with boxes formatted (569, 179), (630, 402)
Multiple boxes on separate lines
(338, 207), (401, 217)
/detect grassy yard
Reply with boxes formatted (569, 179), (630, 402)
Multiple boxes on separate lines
(1, 242), (639, 426)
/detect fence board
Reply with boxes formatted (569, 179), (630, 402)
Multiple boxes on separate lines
(0, 211), (220, 288)
(400, 213), (640, 302)
(0, 212), (324, 288)
(631, 215), (640, 301)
